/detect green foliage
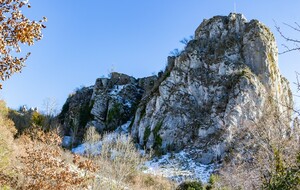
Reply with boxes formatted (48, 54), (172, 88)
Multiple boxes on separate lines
(8, 106), (59, 136)
(176, 181), (204, 190)
(205, 174), (218, 190)
(142, 122), (163, 155)
(263, 150), (300, 190)
(58, 101), (69, 121)
(143, 126), (151, 146)
(31, 111), (45, 126)
(153, 121), (163, 150)
(8, 109), (31, 135)
(79, 101), (94, 127)
(140, 106), (146, 119)
(107, 103), (121, 124)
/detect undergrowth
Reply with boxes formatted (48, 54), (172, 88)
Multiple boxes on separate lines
(0, 100), (175, 189)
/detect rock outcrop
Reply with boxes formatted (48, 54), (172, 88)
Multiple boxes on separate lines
(131, 13), (292, 164)
(59, 13), (293, 164)
(59, 72), (157, 145)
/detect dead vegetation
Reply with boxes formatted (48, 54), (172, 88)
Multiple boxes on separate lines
(0, 101), (174, 189)
(215, 97), (300, 190)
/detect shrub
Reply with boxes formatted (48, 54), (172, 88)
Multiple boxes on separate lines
(143, 126), (151, 145)
(176, 181), (204, 190)
(8, 109), (31, 135)
(263, 150), (300, 190)
(92, 133), (145, 189)
(153, 121), (163, 155)
(0, 100), (17, 188)
(79, 101), (93, 128)
(107, 103), (121, 125)
(217, 97), (299, 189)
(31, 111), (45, 126)
(18, 143), (94, 189)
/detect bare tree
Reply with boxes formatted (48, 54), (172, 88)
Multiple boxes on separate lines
(218, 96), (299, 189)
(42, 97), (58, 117)
(275, 22), (300, 54)
(275, 22), (300, 117)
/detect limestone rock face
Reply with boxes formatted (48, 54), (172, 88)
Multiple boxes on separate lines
(131, 13), (293, 164)
(59, 13), (293, 164)
(59, 72), (157, 144)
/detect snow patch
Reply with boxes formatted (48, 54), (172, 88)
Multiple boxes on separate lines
(115, 120), (131, 134)
(72, 141), (102, 155)
(109, 85), (126, 95)
(72, 121), (131, 156)
(71, 121), (215, 184)
(143, 151), (214, 183)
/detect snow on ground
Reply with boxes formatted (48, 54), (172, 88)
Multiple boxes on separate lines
(72, 141), (102, 155)
(72, 121), (131, 155)
(143, 151), (215, 183)
(109, 85), (126, 95)
(71, 120), (215, 184)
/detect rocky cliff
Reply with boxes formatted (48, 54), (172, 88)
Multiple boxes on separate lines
(59, 72), (157, 146)
(59, 13), (293, 164)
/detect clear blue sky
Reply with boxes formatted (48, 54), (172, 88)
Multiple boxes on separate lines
(0, 0), (300, 112)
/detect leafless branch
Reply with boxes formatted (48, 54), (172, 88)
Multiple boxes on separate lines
(274, 21), (300, 54)
(283, 22), (300, 32)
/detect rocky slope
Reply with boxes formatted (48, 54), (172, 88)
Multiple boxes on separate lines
(59, 13), (293, 165)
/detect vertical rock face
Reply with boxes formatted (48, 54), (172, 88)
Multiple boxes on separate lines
(59, 72), (157, 145)
(131, 13), (293, 164)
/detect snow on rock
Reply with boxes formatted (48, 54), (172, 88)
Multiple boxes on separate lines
(143, 151), (215, 183)
(109, 85), (126, 95)
(115, 120), (132, 134)
(132, 13), (293, 165)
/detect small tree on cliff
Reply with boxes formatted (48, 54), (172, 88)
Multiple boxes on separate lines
(0, 0), (46, 88)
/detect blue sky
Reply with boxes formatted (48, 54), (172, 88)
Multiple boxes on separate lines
(0, 0), (300, 112)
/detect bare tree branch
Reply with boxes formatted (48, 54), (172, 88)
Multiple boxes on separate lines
(274, 21), (300, 54)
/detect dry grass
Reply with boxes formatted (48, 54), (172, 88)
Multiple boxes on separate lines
(217, 98), (299, 190)
(88, 133), (175, 190)
(0, 100), (18, 189)
(0, 100), (174, 190)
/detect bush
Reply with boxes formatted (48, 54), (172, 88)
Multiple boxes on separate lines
(18, 142), (94, 189)
(263, 150), (300, 190)
(8, 109), (31, 135)
(9, 107), (60, 137)
(0, 100), (17, 188)
(31, 111), (45, 126)
(91, 133), (145, 189)
(176, 181), (204, 190)
(215, 96), (300, 189)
